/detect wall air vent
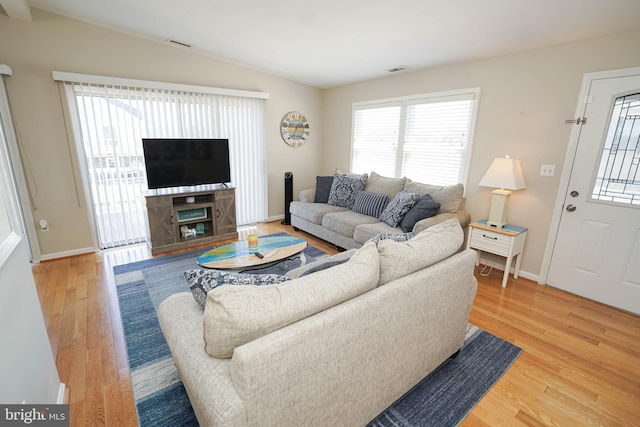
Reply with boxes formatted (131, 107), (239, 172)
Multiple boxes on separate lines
(388, 65), (410, 73)
(168, 39), (192, 48)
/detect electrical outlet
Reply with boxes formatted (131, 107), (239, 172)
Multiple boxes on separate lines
(540, 164), (555, 177)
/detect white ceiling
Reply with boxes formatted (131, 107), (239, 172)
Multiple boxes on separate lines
(8, 0), (640, 88)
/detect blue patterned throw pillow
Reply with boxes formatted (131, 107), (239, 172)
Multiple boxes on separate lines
(351, 191), (388, 218)
(184, 269), (291, 307)
(370, 232), (415, 245)
(327, 173), (367, 208)
(379, 190), (420, 227)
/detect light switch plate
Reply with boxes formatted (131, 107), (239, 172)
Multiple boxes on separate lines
(540, 164), (555, 176)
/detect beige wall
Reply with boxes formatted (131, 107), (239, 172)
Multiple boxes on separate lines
(0, 9), (323, 257)
(3, 8), (640, 273)
(321, 29), (640, 277)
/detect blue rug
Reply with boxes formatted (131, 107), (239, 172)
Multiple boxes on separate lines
(114, 232), (521, 426)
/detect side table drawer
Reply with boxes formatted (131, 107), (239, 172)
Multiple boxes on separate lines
(470, 228), (510, 256)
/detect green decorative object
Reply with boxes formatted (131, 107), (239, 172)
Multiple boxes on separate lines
(177, 208), (207, 222)
(195, 223), (205, 235)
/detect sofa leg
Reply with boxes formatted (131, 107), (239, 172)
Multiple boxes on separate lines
(449, 349), (461, 359)
(335, 245), (346, 252)
(293, 226), (300, 231)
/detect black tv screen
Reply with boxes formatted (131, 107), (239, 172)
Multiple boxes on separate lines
(142, 138), (231, 189)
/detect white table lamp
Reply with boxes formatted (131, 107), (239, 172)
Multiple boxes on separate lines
(478, 155), (526, 228)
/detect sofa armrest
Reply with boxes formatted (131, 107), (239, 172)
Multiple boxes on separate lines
(299, 188), (316, 203)
(412, 209), (471, 234)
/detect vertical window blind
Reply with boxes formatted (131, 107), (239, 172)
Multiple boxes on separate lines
(56, 73), (268, 249)
(351, 90), (478, 186)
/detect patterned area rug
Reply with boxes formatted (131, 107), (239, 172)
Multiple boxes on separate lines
(114, 232), (522, 426)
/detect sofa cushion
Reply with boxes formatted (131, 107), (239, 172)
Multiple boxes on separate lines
(351, 191), (388, 218)
(403, 180), (463, 214)
(203, 242), (380, 358)
(353, 222), (405, 245)
(289, 201), (349, 224)
(377, 218), (464, 286)
(399, 194), (441, 233)
(379, 190), (420, 227)
(314, 176), (334, 203)
(328, 173), (367, 208)
(322, 210), (380, 239)
(363, 172), (406, 204)
(184, 269), (291, 307)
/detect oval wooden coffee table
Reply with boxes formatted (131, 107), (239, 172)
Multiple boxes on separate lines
(197, 235), (307, 271)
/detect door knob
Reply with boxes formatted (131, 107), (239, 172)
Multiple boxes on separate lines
(566, 204), (576, 212)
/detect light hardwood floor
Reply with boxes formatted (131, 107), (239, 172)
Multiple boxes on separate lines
(32, 221), (640, 426)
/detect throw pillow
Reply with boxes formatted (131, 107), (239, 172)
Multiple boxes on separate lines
(184, 269), (291, 307)
(363, 172), (406, 202)
(370, 232), (415, 245)
(403, 180), (464, 213)
(379, 190), (419, 227)
(203, 242), (380, 358)
(351, 191), (388, 218)
(399, 194), (441, 233)
(327, 173), (367, 208)
(299, 258), (349, 277)
(314, 175), (334, 203)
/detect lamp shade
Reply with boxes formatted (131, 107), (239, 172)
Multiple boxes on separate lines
(478, 156), (526, 190)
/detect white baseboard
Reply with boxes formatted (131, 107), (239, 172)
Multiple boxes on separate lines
(477, 255), (540, 284)
(57, 383), (67, 404)
(39, 246), (95, 261)
(266, 214), (285, 222)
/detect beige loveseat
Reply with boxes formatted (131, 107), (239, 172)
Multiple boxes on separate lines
(158, 219), (478, 426)
(289, 172), (471, 250)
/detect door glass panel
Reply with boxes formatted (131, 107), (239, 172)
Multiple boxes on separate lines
(591, 92), (640, 205)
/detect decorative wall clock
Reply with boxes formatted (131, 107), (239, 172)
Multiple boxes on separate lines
(280, 111), (309, 147)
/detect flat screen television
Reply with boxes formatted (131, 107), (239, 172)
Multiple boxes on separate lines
(142, 138), (231, 189)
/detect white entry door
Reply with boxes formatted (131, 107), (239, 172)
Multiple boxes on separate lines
(547, 70), (640, 315)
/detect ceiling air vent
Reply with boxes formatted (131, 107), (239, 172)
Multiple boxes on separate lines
(168, 39), (192, 48)
(388, 65), (410, 73)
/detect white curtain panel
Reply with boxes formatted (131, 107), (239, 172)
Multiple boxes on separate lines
(59, 77), (267, 249)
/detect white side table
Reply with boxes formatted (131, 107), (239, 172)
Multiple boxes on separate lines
(466, 220), (527, 288)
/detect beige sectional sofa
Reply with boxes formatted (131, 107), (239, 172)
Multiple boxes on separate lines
(289, 172), (471, 249)
(158, 219), (478, 426)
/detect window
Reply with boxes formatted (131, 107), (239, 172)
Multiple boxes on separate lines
(351, 89), (479, 186)
(55, 72), (269, 249)
(591, 92), (640, 205)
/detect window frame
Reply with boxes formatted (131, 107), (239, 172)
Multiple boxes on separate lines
(350, 88), (480, 187)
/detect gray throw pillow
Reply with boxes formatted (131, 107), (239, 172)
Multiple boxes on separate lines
(184, 269), (291, 307)
(399, 194), (441, 232)
(327, 173), (367, 208)
(299, 258), (349, 277)
(379, 190), (420, 227)
(351, 191), (388, 218)
(314, 175), (334, 203)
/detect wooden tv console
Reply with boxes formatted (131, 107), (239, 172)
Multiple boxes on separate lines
(144, 186), (238, 254)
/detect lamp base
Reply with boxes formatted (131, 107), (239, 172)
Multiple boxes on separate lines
(487, 189), (511, 228)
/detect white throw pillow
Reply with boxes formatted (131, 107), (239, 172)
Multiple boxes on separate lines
(203, 242), (380, 358)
